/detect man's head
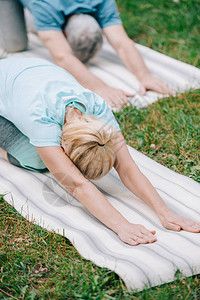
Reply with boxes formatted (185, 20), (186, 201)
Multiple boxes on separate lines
(64, 14), (103, 62)
(62, 107), (117, 180)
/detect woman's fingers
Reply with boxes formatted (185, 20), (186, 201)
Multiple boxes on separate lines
(150, 230), (156, 235)
(137, 235), (157, 244)
(131, 232), (157, 244)
(140, 227), (156, 235)
(134, 237), (150, 244)
(176, 219), (200, 233)
(161, 212), (200, 233)
(164, 222), (181, 231)
(165, 221), (200, 233)
(130, 226), (157, 244)
(117, 223), (157, 246)
(121, 217), (200, 247)
(127, 239), (139, 246)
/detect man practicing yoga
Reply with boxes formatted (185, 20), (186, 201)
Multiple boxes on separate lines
(19, 0), (173, 108)
(0, 57), (199, 246)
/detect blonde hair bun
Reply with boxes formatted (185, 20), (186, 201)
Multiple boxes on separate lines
(62, 115), (117, 180)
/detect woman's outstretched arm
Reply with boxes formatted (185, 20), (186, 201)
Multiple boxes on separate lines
(36, 146), (157, 246)
(113, 133), (200, 233)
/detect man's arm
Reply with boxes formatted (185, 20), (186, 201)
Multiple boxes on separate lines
(36, 146), (157, 245)
(38, 30), (132, 108)
(114, 132), (200, 232)
(103, 24), (174, 95)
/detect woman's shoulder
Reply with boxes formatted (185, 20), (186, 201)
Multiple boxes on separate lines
(0, 57), (54, 79)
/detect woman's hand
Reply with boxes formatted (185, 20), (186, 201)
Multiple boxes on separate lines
(116, 222), (157, 246)
(158, 210), (200, 232)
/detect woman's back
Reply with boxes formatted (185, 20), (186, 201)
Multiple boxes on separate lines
(0, 57), (120, 148)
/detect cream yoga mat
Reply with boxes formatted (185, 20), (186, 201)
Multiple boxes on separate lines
(0, 146), (200, 292)
(1, 31), (200, 109)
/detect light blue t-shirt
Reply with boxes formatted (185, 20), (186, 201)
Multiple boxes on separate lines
(0, 57), (120, 148)
(19, 0), (122, 31)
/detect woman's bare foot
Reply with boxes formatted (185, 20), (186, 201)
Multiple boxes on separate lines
(0, 147), (8, 161)
(159, 210), (200, 232)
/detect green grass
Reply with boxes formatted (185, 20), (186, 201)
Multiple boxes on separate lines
(1, 0), (200, 299)
(115, 91), (200, 183)
(116, 0), (200, 67)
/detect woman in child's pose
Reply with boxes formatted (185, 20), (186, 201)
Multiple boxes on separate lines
(0, 57), (199, 246)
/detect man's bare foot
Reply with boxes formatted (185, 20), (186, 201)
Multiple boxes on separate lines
(159, 210), (200, 232)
